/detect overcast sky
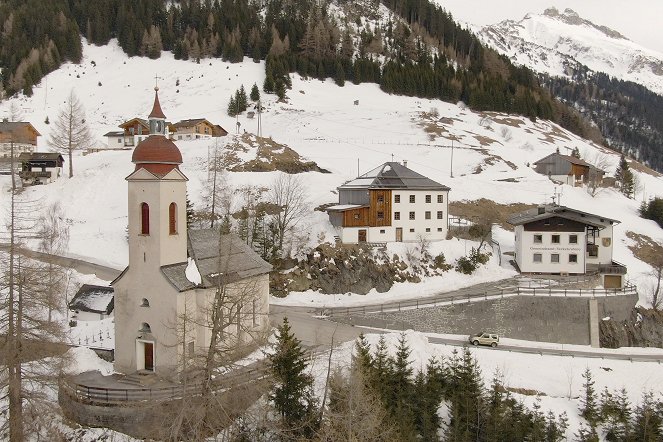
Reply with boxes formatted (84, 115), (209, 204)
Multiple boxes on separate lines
(438, 0), (663, 54)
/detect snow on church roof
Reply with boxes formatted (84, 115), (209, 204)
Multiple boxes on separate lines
(161, 230), (272, 292)
(339, 162), (450, 191)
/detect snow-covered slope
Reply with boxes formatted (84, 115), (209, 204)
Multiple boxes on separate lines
(476, 7), (663, 95)
(2, 39), (663, 302)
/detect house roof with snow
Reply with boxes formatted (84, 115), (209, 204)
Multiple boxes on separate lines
(104, 131), (124, 137)
(339, 162), (450, 191)
(69, 285), (115, 314)
(507, 205), (619, 228)
(18, 152), (64, 164)
(160, 230), (272, 292)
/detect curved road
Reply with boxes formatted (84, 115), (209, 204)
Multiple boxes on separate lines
(13, 248), (662, 363)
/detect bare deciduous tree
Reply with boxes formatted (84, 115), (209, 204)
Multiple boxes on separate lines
(37, 202), (70, 321)
(269, 173), (308, 256)
(584, 150), (610, 197)
(1, 182), (70, 440)
(49, 90), (93, 178)
(647, 261), (663, 311)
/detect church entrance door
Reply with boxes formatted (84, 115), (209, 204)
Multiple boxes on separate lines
(144, 342), (154, 371)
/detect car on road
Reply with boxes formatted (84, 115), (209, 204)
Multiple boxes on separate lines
(469, 332), (499, 347)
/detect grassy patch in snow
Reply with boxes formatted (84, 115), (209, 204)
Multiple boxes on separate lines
(625, 231), (663, 267)
(449, 198), (535, 230)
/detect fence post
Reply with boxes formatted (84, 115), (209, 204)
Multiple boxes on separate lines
(416, 299), (419, 309)
(398, 302), (401, 312)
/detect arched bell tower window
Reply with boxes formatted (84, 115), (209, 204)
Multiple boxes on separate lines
(169, 202), (177, 235)
(140, 322), (151, 334)
(140, 202), (150, 235)
(140, 298), (150, 307)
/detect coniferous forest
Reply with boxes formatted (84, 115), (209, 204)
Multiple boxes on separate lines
(0, 0), (661, 171)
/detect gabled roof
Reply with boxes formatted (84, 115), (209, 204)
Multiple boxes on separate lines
(161, 230), (272, 292)
(0, 121), (41, 136)
(119, 118), (149, 129)
(17, 152), (64, 162)
(339, 162), (450, 191)
(171, 118), (209, 128)
(534, 152), (592, 167)
(104, 131), (124, 137)
(69, 285), (115, 314)
(507, 205), (620, 227)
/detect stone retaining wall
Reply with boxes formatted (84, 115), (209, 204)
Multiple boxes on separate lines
(336, 294), (637, 345)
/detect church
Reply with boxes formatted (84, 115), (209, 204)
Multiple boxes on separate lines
(111, 88), (271, 376)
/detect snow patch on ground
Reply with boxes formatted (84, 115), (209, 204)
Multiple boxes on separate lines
(64, 347), (114, 376)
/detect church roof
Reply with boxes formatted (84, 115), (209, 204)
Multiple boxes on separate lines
(161, 230), (272, 292)
(148, 88), (166, 119)
(339, 162), (450, 190)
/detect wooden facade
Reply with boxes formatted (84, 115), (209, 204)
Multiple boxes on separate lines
(342, 207), (370, 227)
(120, 118), (149, 136)
(0, 122), (40, 145)
(368, 189), (392, 227)
(523, 217), (586, 232)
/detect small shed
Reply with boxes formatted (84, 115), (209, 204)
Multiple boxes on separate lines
(69, 285), (115, 321)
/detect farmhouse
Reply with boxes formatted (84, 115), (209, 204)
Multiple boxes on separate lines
(111, 87), (271, 376)
(17, 152), (64, 185)
(0, 120), (40, 156)
(69, 285), (115, 321)
(328, 161), (450, 243)
(508, 204), (627, 288)
(116, 118), (156, 147)
(169, 118), (228, 140)
(534, 152), (605, 186)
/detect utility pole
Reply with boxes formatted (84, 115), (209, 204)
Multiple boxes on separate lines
(450, 139), (454, 178)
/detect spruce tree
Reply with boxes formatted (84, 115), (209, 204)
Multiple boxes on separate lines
(250, 82), (260, 101)
(269, 317), (319, 439)
(227, 95), (237, 117)
(580, 368), (599, 429)
(237, 85), (248, 111)
(353, 333), (373, 374)
(632, 392), (662, 441)
(615, 154), (635, 198)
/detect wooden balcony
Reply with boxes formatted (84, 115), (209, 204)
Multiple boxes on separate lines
(587, 261), (627, 275)
(19, 170), (51, 179)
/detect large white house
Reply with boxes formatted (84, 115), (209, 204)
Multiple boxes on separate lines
(111, 88), (271, 377)
(328, 162), (450, 243)
(508, 205), (627, 288)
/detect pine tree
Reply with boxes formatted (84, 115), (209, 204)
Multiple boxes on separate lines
(353, 333), (373, 374)
(237, 85), (248, 111)
(580, 368), (599, 429)
(227, 95), (238, 117)
(615, 154), (635, 198)
(250, 82), (260, 102)
(269, 317), (319, 439)
(632, 391), (662, 441)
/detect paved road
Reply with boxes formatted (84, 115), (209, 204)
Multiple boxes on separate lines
(0, 244), (123, 281)
(12, 248), (662, 362)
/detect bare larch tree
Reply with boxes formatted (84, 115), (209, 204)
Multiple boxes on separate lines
(49, 90), (93, 178)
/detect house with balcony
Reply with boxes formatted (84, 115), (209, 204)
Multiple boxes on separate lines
(533, 152), (605, 186)
(508, 204), (626, 288)
(168, 118), (227, 140)
(327, 161), (450, 244)
(18, 152), (63, 185)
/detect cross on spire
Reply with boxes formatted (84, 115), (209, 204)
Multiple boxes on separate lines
(154, 75), (161, 91)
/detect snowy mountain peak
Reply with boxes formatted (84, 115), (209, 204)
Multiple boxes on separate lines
(476, 8), (663, 95)
(541, 7), (628, 40)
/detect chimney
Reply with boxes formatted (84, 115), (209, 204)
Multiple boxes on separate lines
(402, 160), (408, 167)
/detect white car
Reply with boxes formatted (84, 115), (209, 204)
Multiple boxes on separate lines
(469, 332), (499, 347)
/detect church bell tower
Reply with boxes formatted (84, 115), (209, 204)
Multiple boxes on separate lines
(126, 87), (188, 273)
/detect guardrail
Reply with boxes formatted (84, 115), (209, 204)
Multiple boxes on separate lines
(320, 282), (637, 317)
(61, 362), (271, 405)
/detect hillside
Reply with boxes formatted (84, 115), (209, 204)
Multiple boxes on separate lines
(2, 40), (663, 305)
